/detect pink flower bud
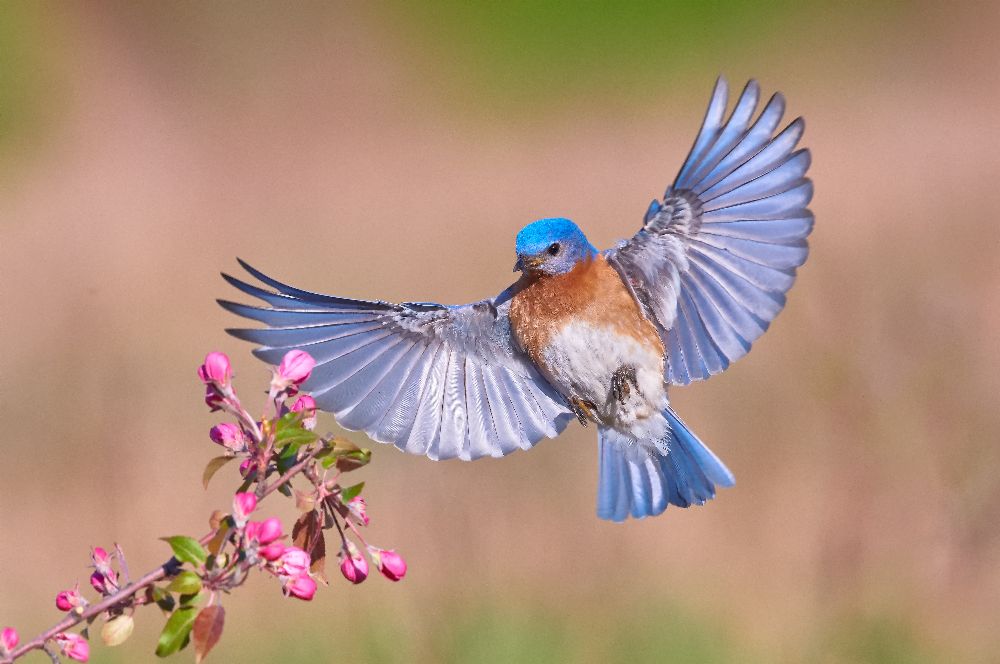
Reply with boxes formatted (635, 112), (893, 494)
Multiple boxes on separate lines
(210, 423), (247, 453)
(204, 385), (224, 411)
(283, 573), (317, 601)
(55, 586), (86, 612)
(290, 395), (317, 430)
(198, 352), (232, 387)
(339, 544), (369, 585)
(1, 627), (18, 652)
(232, 492), (257, 526)
(246, 518), (283, 545)
(271, 350), (316, 395)
(369, 547), (407, 582)
(89, 570), (117, 595)
(347, 496), (370, 526)
(259, 541), (285, 562)
(278, 350), (315, 384)
(239, 458), (255, 478)
(91, 547), (111, 573)
(278, 546), (311, 577)
(55, 632), (89, 662)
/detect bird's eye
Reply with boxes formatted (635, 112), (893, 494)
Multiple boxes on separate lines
(547, 242), (561, 256)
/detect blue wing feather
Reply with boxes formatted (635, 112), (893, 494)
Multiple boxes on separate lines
(222, 263), (571, 460)
(607, 78), (813, 385)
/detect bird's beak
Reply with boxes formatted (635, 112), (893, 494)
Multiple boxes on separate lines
(514, 255), (543, 272)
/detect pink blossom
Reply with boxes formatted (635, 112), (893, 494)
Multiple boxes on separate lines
(239, 458), (255, 478)
(283, 573), (317, 601)
(91, 546), (112, 574)
(204, 385), (224, 411)
(369, 547), (407, 582)
(259, 541), (285, 562)
(198, 352), (232, 387)
(290, 395), (317, 430)
(232, 492), (257, 526)
(271, 350), (315, 395)
(246, 518), (283, 546)
(278, 547), (311, 577)
(339, 545), (369, 584)
(210, 422), (247, 453)
(1, 627), (18, 652)
(89, 570), (117, 595)
(347, 496), (370, 526)
(55, 632), (89, 662)
(55, 586), (86, 612)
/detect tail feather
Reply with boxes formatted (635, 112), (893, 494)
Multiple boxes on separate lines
(596, 407), (735, 522)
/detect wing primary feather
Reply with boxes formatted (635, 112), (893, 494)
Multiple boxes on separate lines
(673, 77), (729, 190)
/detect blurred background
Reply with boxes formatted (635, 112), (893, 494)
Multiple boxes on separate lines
(2, 1), (998, 662)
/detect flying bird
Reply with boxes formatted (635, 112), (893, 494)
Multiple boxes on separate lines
(220, 77), (814, 522)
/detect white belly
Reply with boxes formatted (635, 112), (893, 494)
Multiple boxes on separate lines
(540, 320), (669, 440)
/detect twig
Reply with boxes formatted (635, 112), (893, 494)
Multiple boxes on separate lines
(7, 439), (328, 661)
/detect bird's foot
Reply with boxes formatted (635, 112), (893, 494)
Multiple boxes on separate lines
(611, 365), (638, 405)
(569, 397), (598, 426)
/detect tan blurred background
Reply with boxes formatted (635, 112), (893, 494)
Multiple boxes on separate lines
(2, 1), (999, 662)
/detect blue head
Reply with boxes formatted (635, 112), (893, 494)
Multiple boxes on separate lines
(514, 218), (596, 276)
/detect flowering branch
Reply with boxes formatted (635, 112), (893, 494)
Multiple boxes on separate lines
(1, 350), (405, 663)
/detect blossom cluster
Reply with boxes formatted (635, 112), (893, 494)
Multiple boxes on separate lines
(0, 349), (405, 663)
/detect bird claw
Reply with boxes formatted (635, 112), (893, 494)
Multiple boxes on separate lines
(569, 397), (597, 426)
(612, 366), (638, 405)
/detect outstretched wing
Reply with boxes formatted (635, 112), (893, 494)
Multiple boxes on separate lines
(607, 77), (814, 385)
(220, 260), (573, 460)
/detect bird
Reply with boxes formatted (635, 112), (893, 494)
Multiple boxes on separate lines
(219, 77), (814, 522)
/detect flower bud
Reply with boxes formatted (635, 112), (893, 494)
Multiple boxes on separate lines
(339, 544), (368, 585)
(283, 573), (317, 601)
(246, 518), (283, 545)
(89, 570), (117, 595)
(347, 496), (370, 526)
(278, 546), (311, 577)
(369, 547), (407, 582)
(271, 350), (316, 395)
(290, 395), (317, 430)
(198, 352), (232, 387)
(232, 492), (257, 526)
(56, 586), (86, 612)
(239, 458), (255, 479)
(1, 627), (18, 653)
(55, 632), (89, 662)
(91, 547), (112, 574)
(259, 541), (285, 562)
(210, 423), (247, 453)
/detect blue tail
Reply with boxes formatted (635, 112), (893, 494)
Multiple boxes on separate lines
(596, 407), (735, 522)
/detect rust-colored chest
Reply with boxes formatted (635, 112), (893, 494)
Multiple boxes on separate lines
(508, 255), (664, 368)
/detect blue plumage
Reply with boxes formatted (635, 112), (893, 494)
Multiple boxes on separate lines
(222, 77), (813, 522)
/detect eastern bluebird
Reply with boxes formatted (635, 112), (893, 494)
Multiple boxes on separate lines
(220, 78), (813, 521)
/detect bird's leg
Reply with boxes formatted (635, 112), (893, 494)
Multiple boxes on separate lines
(611, 365), (638, 405)
(569, 397), (598, 426)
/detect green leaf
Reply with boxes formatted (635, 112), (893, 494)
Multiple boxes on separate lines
(273, 412), (318, 452)
(161, 536), (207, 566)
(276, 429), (318, 453)
(155, 606), (198, 657)
(150, 586), (175, 613)
(193, 605), (226, 663)
(167, 571), (203, 595)
(201, 456), (235, 490)
(179, 592), (204, 609)
(340, 482), (365, 503)
(333, 448), (372, 472)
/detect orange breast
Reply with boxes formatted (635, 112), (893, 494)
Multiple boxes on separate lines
(509, 255), (664, 369)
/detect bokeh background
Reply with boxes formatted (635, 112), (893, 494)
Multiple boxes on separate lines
(2, 1), (999, 662)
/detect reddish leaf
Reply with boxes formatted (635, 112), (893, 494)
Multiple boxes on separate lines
(193, 605), (225, 663)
